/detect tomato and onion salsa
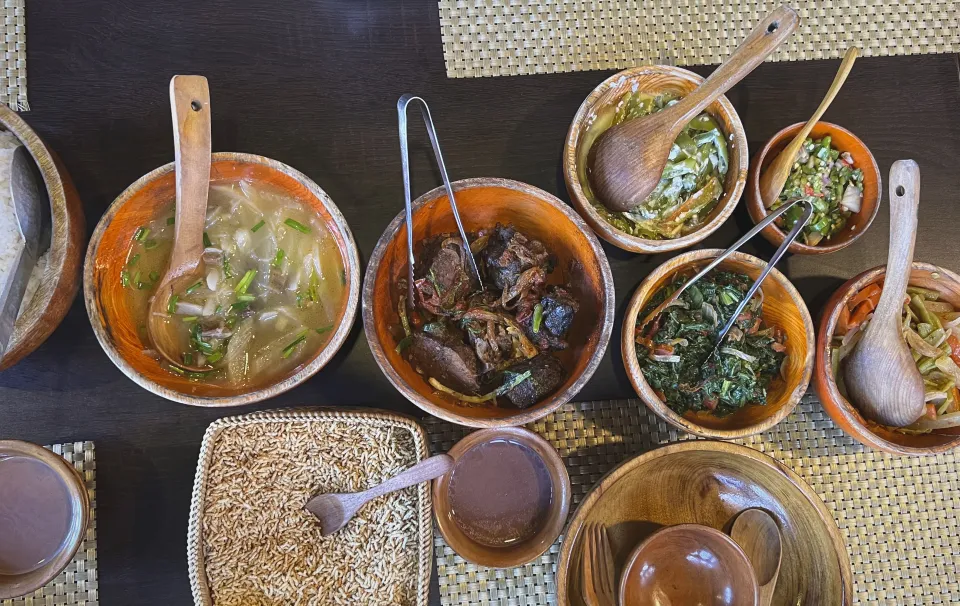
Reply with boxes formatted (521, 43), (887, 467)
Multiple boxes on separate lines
(636, 271), (788, 417)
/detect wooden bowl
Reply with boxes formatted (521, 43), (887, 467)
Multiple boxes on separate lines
(564, 66), (748, 254)
(814, 263), (960, 455)
(619, 524), (759, 606)
(555, 441), (853, 606)
(746, 122), (881, 255)
(432, 427), (570, 568)
(0, 440), (89, 599)
(84, 153), (360, 406)
(0, 106), (85, 370)
(622, 249), (815, 439)
(363, 177), (614, 428)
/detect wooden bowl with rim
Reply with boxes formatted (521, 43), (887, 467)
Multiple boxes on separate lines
(0, 106), (85, 370)
(84, 152), (360, 406)
(746, 122), (881, 255)
(563, 65), (748, 254)
(622, 249), (815, 439)
(814, 262), (960, 455)
(362, 177), (615, 428)
(432, 426), (570, 568)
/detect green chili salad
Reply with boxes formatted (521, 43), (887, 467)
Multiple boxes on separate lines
(636, 271), (788, 417)
(582, 91), (730, 240)
(769, 136), (864, 246)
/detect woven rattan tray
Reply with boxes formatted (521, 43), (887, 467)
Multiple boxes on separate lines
(187, 408), (432, 606)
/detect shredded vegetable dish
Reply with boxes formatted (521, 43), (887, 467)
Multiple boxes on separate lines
(636, 271), (787, 417)
(833, 283), (960, 432)
(583, 91), (729, 239)
(770, 136), (863, 246)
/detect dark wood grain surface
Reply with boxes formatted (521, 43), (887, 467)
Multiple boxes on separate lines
(3, 1), (959, 603)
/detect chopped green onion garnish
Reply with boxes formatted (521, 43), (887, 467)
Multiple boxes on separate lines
(127, 254), (140, 267)
(315, 325), (333, 334)
(532, 303), (543, 333)
(235, 269), (258, 295)
(223, 258), (234, 279)
(284, 218), (311, 234)
(229, 300), (251, 312)
(214, 305), (223, 315)
(132, 271), (142, 286)
(149, 271), (160, 282)
(273, 248), (285, 268)
(168, 364), (185, 375)
(181, 316), (199, 323)
(185, 281), (203, 295)
(120, 270), (131, 287)
(281, 330), (309, 358)
(134, 227), (149, 241)
(144, 239), (158, 250)
(340, 269), (346, 285)
(395, 334), (413, 354)
(236, 294), (255, 302)
(251, 220), (266, 232)
(167, 294), (179, 314)
(166, 216), (175, 225)
(206, 351), (223, 364)
(203, 232), (212, 247)
(183, 352), (193, 366)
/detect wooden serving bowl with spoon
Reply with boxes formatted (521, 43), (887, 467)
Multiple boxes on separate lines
(84, 153), (360, 406)
(622, 249), (814, 438)
(363, 177), (615, 428)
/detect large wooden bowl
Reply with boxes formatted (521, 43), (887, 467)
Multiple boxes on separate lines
(746, 122), (881, 255)
(84, 153), (360, 406)
(814, 263), (960, 455)
(362, 178), (614, 427)
(555, 441), (853, 606)
(564, 66), (748, 254)
(0, 107), (85, 370)
(622, 250), (814, 439)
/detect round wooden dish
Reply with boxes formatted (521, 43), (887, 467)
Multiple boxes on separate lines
(432, 427), (570, 568)
(362, 177), (614, 428)
(814, 262), (960, 455)
(84, 153), (360, 406)
(563, 65), (748, 254)
(746, 122), (881, 255)
(0, 440), (89, 599)
(555, 441), (852, 606)
(0, 107), (85, 370)
(622, 249), (815, 438)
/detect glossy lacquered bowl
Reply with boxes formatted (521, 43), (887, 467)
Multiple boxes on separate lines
(622, 249), (815, 439)
(564, 65), (748, 254)
(746, 122), (881, 255)
(814, 262), (960, 455)
(363, 177), (614, 428)
(84, 153), (360, 406)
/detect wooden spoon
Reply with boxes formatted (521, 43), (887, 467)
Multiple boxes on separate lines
(842, 160), (925, 427)
(759, 47), (859, 207)
(730, 509), (782, 606)
(147, 75), (212, 371)
(590, 6), (799, 212)
(306, 454), (453, 536)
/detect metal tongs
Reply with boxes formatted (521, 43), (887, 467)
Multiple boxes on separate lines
(397, 94), (483, 307)
(638, 197), (814, 353)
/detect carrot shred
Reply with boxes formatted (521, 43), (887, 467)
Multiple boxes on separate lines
(948, 334), (960, 366)
(849, 284), (882, 310)
(848, 300), (876, 329)
(924, 403), (938, 420)
(837, 304), (852, 334)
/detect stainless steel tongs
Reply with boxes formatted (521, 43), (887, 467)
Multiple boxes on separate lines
(638, 197), (814, 351)
(397, 94), (483, 307)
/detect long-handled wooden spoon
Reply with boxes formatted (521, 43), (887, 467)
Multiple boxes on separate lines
(759, 47), (859, 207)
(842, 160), (925, 427)
(306, 454), (454, 536)
(730, 509), (782, 606)
(590, 6), (799, 212)
(147, 75), (211, 371)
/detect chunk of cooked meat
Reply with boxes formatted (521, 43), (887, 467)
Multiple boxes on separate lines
(413, 236), (477, 315)
(495, 354), (565, 409)
(521, 286), (580, 351)
(407, 332), (480, 394)
(479, 224), (551, 291)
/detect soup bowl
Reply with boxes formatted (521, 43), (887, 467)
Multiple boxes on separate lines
(622, 249), (815, 438)
(84, 153), (360, 406)
(564, 65), (748, 254)
(363, 177), (614, 427)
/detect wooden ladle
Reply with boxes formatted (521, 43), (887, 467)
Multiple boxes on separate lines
(730, 509), (782, 606)
(842, 160), (926, 427)
(306, 454), (453, 536)
(147, 75), (212, 371)
(759, 46), (859, 207)
(590, 6), (799, 212)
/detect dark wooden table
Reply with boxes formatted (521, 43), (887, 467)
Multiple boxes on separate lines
(5, 1), (960, 603)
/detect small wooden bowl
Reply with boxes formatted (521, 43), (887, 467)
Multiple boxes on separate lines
(363, 177), (614, 428)
(814, 263), (960, 455)
(0, 107), (85, 370)
(84, 153), (360, 406)
(746, 122), (881, 255)
(622, 249), (815, 439)
(0, 440), (89, 599)
(432, 427), (571, 568)
(564, 66), (748, 254)
(619, 524), (759, 606)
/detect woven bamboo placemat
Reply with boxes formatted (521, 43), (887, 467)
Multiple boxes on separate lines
(0, 0), (27, 110)
(437, 0), (960, 79)
(425, 395), (960, 605)
(3, 441), (98, 606)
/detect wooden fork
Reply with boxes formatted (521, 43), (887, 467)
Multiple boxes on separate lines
(581, 522), (616, 606)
